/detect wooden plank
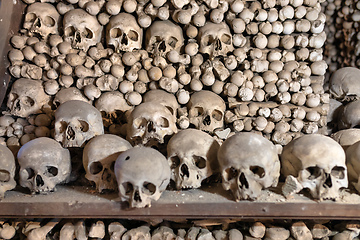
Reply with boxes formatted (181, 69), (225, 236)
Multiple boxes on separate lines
(1, 185), (360, 219)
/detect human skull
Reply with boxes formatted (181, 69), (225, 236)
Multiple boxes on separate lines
(198, 22), (233, 60)
(0, 145), (16, 199)
(23, 2), (60, 40)
(54, 100), (104, 148)
(53, 87), (91, 108)
(7, 78), (50, 118)
(114, 147), (171, 208)
(338, 101), (360, 130)
(18, 137), (71, 194)
(145, 20), (184, 57)
(281, 134), (348, 200)
(167, 129), (220, 189)
(95, 91), (132, 127)
(218, 132), (280, 201)
(83, 134), (132, 193)
(143, 89), (179, 117)
(331, 129), (360, 151)
(187, 90), (226, 133)
(63, 9), (103, 52)
(106, 13), (143, 53)
(345, 141), (360, 193)
(127, 102), (178, 147)
(329, 67), (360, 102)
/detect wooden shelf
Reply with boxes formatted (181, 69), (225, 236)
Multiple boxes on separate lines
(1, 184), (360, 219)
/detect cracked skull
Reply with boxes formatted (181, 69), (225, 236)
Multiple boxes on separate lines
(115, 147), (171, 208)
(23, 2), (60, 40)
(198, 22), (233, 59)
(18, 137), (71, 194)
(83, 134), (132, 193)
(218, 132), (280, 201)
(187, 90), (226, 133)
(145, 20), (184, 57)
(127, 102), (177, 147)
(0, 145), (16, 199)
(7, 78), (50, 118)
(106, 13), (143, 52)
(281, 134), (348, 200)
(54, 100), (104, 148)
(63, 9), (103, 52)
(167, 129), (220, 189)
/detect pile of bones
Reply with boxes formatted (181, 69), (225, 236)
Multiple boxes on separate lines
(3, 0), (360, 208)
(1, 218), (360, 240)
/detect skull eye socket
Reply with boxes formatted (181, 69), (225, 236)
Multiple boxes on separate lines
(165, 106), (174, 116)
(110, 28), (123, 38)
(190, 107), (204, 118)
(24, 97), (35, 107)
(84, 28), (94, 39)
(306, 166), (322, 180)
(224, 167), (238, 181)
(156, 117), (169, 128)
(133, 118), (147, 128)
(9, 93), (19, 101)
(79, 120), (89, 132)
(120, 182), (133, 195)
(169, 156), (180, 169)
(44, 16), (56, 27)
(331, 166), (346, 179)
(59, 121), (68, 133)
(212, 109), (223, 121)
(250, 166), (265, 178)
(64, 26), (75, 37)
(25, 13), (36, 23)
(128, 30), (139, 41)
(89, 161), (103, 175)
(24, 168), (35, 180)
(221, 34), (232, 45)
(143, 182), (156, 195)
(168, 37), (178, 48)
(0, 170), (10, 182)
(46, 166), (58, 177)
(194, 156), (206, 169)
(202, 35), (215, 46)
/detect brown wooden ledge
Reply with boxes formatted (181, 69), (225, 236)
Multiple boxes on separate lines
(1, 184), (360, 219)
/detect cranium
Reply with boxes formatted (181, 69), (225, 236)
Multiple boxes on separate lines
(18, 137), (71, 194)
(281, 134), (348, 200)
(167, 129), (220, 189)
(143, 89), (179, 117)
(0, 145), (16, 199)
(127, 102), (178, 147)
(187, 90), (226, 133)
(83, 134), (132, 193)
(7, 78), (50, 118)
(332, 129), (360, 151)
(106, 13), (143, 53)
(23, 2), (60, 40)
(95, 91), (132, 127)
(145, 20), (184, 57)
(53, 87), (91, 108)
(63, 9), (103, 52)
(198, 22), (234, 60)
(54, 100), (104, 148)
(218, 132), (280, 201)
(329, 67), (360, 102)
(338, 101), (360, 130)
(114, 147), (171, 208)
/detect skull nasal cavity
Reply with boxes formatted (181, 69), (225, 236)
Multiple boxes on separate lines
(181, 164), (190, 178)
(324, 174), (332, 188)
(36, 175), (44, 187)
(147, 121), (155, 132)
(239, 172), (249, 189)
(203, 115), (211, 125)
(121, 35), (128, 45)
(215, 39), (222, 51)
(134, 190), (141, 202)
(66, 126), (75, 140)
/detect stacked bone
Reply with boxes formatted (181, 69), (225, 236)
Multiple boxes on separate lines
(5, 0), (330, 150)
(2, 218), (360, 239)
